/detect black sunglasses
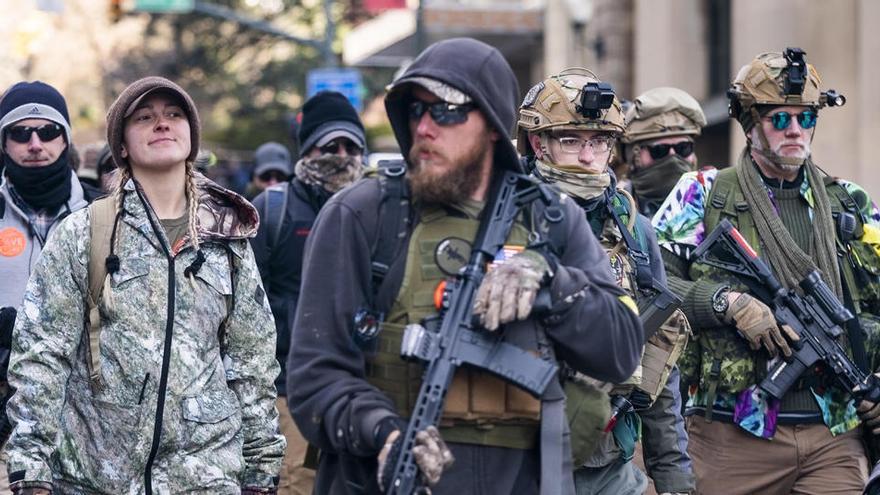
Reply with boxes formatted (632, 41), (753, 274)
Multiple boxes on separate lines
(647, 141), (694, 160)
(258, 170), (288, 182)
(6, 123), (64, 144)
(319, 139), (363, 156)
(408, 100), (476, 126)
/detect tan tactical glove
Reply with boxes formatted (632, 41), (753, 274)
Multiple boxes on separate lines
(377, 426), (455, 491)
(473, 250), (550, 331)
(723, 291), (799, 359)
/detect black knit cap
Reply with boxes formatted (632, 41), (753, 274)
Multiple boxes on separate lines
(297, 91), (365, 156)
(0, 81), (72, 145)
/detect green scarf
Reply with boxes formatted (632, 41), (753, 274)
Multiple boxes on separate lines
(736, 148), (842, 298)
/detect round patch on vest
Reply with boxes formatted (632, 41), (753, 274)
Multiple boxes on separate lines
(0, 227), (26, 257)
(434, 237), (471, 276)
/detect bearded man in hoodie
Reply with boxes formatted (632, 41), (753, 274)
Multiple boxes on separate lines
(286, 37), (644, 494)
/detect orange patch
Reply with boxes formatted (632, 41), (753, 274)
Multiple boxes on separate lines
(0, 227), (26, 257)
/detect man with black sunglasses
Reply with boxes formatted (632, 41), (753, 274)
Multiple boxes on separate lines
(620, 87), (707, 218)
(653, 49), (880, 494)
(250, 90), (367, 495)
(0, 80), (89, 495)
(287, 38), (643, 494)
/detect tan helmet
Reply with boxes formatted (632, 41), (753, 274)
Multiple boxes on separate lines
(622, 87), (706, 144)
(728, 47), (845, 131)
(517, 68), (625, 155)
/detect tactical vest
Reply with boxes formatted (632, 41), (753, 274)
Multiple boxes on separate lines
(691, 167), (878, 397)
(365, 204), (542, 450)
(596, 189), (690, 403)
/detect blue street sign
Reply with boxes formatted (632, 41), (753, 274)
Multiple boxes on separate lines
(307, 68), (363, 112)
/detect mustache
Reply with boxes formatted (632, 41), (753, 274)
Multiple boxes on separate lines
(410, 142), (446, 165)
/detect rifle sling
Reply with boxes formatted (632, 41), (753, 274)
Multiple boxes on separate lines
(839, 259), (870, 374)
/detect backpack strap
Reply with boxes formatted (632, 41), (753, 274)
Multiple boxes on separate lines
(263, 183), (291, 254)
(86, 196), (118, 390)
(370, 160), (409, 306)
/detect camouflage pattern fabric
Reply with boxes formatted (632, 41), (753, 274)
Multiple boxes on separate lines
(293, 155), (364, 194)
(5, 178), (284, 493)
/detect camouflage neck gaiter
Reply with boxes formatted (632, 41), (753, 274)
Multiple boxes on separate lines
(294, 154), (364, 193)
(534, 159), (611, 202)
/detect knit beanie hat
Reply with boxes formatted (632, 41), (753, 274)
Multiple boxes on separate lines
(0, 81), (72, 147)
(106, 76), (200, 169)
(297, 91), (365, 157)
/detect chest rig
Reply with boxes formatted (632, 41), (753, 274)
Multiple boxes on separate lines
(691, 167), (877, 402)
(364, 203), (545, 449)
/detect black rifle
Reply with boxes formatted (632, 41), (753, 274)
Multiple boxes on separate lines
(387, 171), (561, 494)
(693, 219), (880, 403)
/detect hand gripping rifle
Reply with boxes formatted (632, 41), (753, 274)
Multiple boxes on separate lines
(386, 171), (561, 494)
(692, 219), (880, 403)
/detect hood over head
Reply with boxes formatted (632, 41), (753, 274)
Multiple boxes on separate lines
(385, 37), (522, 172)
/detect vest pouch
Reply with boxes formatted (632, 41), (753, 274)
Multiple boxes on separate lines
(697, 327), (755, 393)
(636, 309), (690, 402)
(849, 240), (880, 303)
(611, 410), (641, 463)
(565, 374), (611, 467)
(364, 321), (422, 417)
(442, 368), (542, 421)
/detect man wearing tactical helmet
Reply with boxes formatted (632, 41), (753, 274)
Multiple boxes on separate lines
(653, 48), (880, 493)
(519, 69), (694, 495)
(621, 87), (707, 218)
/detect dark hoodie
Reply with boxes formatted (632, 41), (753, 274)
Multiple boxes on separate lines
(384, 37), (522, 173)
(287, 38), (643, 495)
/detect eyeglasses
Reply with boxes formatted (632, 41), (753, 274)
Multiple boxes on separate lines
(408, 100), (476, 126)
(6, 123), (64, 144)
(552, 135), (615, 155)
(647, 141), (695, 160)
(319, 139), (363, 156)
(767, 110), (817, 131)
(258, 170), (288, 183)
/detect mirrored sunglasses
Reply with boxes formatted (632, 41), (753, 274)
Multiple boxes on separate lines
(768, 110), (817, 131)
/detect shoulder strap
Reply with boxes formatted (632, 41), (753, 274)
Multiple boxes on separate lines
(370, 161), (409, 306)
(606, 189), (654, 291)
(263, 183), (291, 252)
(705, 167), (761, 248)
(86, 196), (118, 390)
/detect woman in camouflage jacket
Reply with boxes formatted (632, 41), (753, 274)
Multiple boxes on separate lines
(4, 77), (285, 495)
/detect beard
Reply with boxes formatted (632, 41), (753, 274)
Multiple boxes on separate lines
(407, 134), (491, 205)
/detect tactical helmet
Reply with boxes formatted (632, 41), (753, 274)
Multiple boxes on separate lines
(728, 47), (845, 132)
(622, 87), (706, 144)
(517, 68), (625, 155)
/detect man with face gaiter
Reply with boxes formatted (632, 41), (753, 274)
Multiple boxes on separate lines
(250, 90), (367, 495)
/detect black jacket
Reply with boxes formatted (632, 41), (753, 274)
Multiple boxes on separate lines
(250, 179), (330, 394)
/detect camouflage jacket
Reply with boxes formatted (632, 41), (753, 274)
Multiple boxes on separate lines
(6, 176), (284, 494)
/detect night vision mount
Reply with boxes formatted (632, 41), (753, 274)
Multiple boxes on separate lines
(577, 81), (616, 119)
(783, 47), (808, 96)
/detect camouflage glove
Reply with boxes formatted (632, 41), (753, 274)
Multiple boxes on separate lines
(723, 292), (799, 359)
(377, 426), (455, 491)
(473, 250), (550, 331)
(857, 373), (880, 435)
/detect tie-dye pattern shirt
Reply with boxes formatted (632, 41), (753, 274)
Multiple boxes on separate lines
(651, 166), (880, 438)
